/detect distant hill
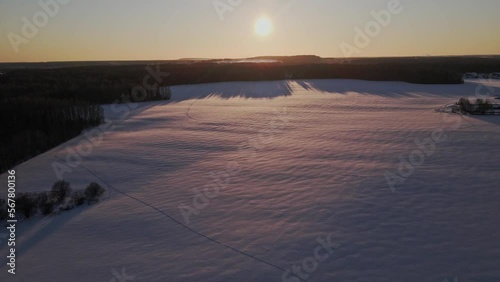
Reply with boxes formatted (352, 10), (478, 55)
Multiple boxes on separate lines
(1, 55), (500, 71)
(248, 55), (322, 64)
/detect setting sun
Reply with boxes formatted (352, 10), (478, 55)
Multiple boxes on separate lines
(254, 17), (273, 37)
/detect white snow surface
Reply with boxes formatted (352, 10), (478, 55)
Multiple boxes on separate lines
(1, 79), (500, 282)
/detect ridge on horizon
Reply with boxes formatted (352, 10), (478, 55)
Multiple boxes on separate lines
(2, 54), (500, 65)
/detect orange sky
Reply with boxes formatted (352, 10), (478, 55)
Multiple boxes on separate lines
(1, 0), (499, 62)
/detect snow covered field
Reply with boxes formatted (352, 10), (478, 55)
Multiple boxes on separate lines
(1, 79), (500, 282)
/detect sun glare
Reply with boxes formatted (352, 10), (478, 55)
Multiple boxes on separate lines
(255, 17), (273, 37)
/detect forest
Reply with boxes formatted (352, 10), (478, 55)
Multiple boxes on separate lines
(0, 97), (104, 173)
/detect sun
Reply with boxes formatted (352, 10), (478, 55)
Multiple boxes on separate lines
(254, 17), (273, 37)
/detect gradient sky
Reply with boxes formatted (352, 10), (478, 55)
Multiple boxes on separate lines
(1, 0), (499, 62)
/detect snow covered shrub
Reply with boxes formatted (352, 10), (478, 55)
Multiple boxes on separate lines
(35, 192), (55, 215)
(71, 191), (86, 207)
(457, 97), (493, 114)
(85, 182), (105, 204)
(17, 193), (37, 219)
(0, 198), (7, 220)
(51, 180), (72, 204)
(474, 98), (493, 115)
(59, 205), (74, 212)
(458, 97), (473, 114)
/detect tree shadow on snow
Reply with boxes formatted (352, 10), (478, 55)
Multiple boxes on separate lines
(0, 206), (91, 263)
(167, 79), (500, 101)
(169, 80), (294, 102)
(296, 79), (498, 99)
(469, 115), (500, 126)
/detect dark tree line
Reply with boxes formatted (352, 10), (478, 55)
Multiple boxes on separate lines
(0, 97), (104, 173)
(0, 61), (467, 105)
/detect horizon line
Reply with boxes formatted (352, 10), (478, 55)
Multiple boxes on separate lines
(2, 53), (500, 65)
